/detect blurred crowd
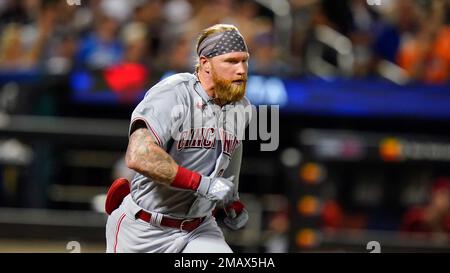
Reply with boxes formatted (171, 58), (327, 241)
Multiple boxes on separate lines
(319, 176), (450, 235)
(0, 0), (449, 84)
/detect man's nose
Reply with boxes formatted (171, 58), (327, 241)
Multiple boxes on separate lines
(236, 62), (247, 76)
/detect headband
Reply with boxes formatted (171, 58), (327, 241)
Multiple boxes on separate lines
(197, 29), (248, 58)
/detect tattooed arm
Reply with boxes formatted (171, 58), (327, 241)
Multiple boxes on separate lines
(125, 127), (178, 185)
(125, 125), (234, 201)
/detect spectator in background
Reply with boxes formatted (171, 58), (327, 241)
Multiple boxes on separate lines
(161, 0), (193, 41)
(71, 0), (104, 35)
(159, 36), (195, 75)
(76, 13), (123, 69)
(0, 23), (26, 70)
(45, 33), (78, 74)
(229, 0), (261, 51)
(401, 177), (450, 235)
(371, 0), (450, 84)
(349, 0), (380, 77)
(0, 0), (58, 70)
(0, 0), (448, 84)
(0, 0), (39, 26)
(103, 22), (149, 103)
(131, 0), (164, 62)
(371, 0), (418, 65)
(289, 0), (319, 76)
(100, 0), (138, 24)
(120, 22), (149, 65)
(396, 0), (450, 84)
(248, 20), (290, 76)
(37, 1), (79, 73)
(184, 0), (233, 42)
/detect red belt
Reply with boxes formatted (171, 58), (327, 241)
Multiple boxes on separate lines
(136, 210), (205, 232)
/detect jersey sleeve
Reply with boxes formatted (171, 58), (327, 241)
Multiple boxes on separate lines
(129, 84), (187, 148)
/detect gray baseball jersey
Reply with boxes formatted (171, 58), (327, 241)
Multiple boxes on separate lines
(127, 72), (250, 219)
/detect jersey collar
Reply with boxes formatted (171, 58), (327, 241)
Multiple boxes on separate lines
(192, 73), (215, 105)
(192, 73), (240, 109)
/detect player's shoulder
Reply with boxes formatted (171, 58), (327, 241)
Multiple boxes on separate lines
(145, 72), (196, 98)
(155, 72), (197, 88)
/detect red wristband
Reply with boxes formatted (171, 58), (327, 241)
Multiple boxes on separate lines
(171, 166), (201, 191)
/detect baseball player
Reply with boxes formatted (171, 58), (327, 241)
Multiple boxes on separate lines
(105, 24), (251, 253)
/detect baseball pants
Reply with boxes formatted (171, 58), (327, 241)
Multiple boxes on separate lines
(105, 195), (233, 253)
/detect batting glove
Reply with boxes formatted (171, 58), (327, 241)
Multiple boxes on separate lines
(224, 200), (249, 230)
(196, 175), (235, 202)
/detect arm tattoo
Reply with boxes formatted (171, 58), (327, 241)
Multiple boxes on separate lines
(126, 128), (177, 184)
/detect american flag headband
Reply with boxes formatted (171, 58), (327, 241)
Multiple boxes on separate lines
(197, 30), (248, 58)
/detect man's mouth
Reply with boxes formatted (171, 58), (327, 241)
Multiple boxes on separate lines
(232, 79), (246, 85)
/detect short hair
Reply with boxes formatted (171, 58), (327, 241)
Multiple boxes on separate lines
(194, 24), (240, 73)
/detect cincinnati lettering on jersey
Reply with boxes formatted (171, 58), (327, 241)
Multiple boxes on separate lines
(220, 129), (240, 156)
(177, 128), (216, 150)
(176, 128), (240, 156)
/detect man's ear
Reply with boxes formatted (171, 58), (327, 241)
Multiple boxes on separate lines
(200, 56), (210, 74)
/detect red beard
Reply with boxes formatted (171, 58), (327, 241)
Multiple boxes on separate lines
(211, 66), (247, 105)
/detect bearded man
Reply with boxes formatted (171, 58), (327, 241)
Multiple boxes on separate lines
(104, 24), (251, 253)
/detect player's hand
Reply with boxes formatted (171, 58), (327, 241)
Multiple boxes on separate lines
(196, 175), (234, 201)
(223, 200), (248, 230)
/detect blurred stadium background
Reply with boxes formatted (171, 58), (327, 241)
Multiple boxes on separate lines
(1, 0), (450, 253)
